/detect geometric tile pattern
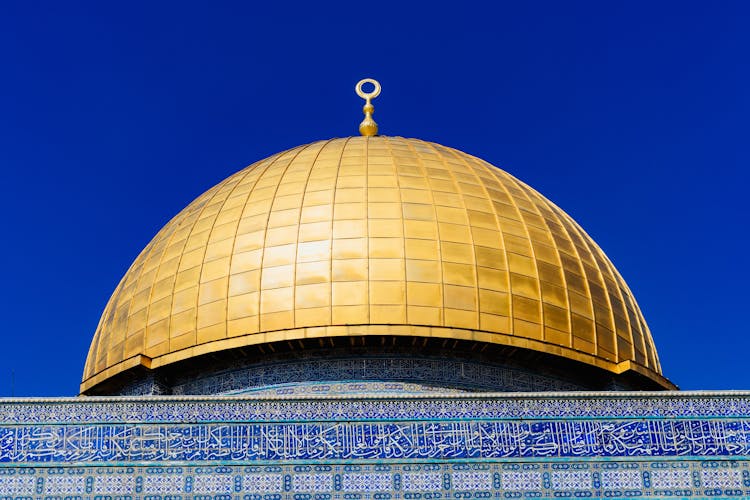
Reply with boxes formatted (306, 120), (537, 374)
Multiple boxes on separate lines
(1, 393), (748, 497)
(1, 391), (747, 424)
(82, 136), (665, 393)
(2, 460), (750, 498)
(159, 355), (585, 396)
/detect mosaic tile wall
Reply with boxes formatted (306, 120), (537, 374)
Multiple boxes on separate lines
(1, 419), (749, 462)
(118, 355), (585, 396)
(0, 392), (748, 498)
(2, 461), (749, 498)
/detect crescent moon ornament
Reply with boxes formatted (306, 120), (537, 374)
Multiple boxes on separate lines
(356, 78), (381, 136)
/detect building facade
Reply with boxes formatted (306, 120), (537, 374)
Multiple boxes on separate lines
(1, 80), (746, 498)
(2, 393), (750, 497)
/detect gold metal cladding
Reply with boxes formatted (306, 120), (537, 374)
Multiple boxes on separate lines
(81, 136), (669, 393)
(356, 78), (381, 136)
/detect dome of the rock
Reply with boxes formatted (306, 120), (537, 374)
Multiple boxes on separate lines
(81, 135), (674, 395)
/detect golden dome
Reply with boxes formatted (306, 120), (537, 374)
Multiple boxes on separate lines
(81, 136), (672, 393)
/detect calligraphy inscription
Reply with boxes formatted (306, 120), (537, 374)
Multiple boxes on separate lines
(0, 419), (746, 463)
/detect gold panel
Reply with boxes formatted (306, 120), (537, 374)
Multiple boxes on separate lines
(82, 136), (667, 393)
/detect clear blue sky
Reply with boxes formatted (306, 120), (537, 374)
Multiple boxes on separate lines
(1, 1), (748, 396)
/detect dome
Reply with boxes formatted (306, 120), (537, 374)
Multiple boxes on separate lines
(82, 136), (673, 394)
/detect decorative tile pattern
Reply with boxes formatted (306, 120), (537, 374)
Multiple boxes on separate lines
(452, 467), (492, 491)
(243, 470), (283, 493)
(601, 468), (641, 489)
(291, 471), (331, 492)
(0, 393), (749, 497)
(166, 355), (583, 396)
(1, 392), (749, 425)
(341, 471), (391, 491)
(3, 461), (749, 497)
(143, 472), (183, 494)
(550, 469), (591, 490)
(402, 468), (442, 491)
(0, 473), (34, 494)
(92, 474), (132, 494)
(0, 418), (749, 463)
(501, 469), (542, 490)
(650, 466), (692, 489)
(701, 467), (743, 489)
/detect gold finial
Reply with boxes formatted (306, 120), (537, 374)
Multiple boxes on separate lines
(355, 78), (381, 136)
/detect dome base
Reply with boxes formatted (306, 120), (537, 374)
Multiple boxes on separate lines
(82, 335), (671, 396)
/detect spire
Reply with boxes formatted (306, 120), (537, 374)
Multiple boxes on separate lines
(355, 78), (381, 136)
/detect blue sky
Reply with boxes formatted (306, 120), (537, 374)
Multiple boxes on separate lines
(1, 1), (748, 395)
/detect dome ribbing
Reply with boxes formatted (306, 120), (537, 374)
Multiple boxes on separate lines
(82, 136), (671, 393)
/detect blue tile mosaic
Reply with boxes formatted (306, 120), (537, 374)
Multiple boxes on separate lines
(0, 461), (749, 498)
(0, 392), (748, 424)
(0, 419), (747, 463)
(164, 356), (585, 396)
(0, 392), (749, 497)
